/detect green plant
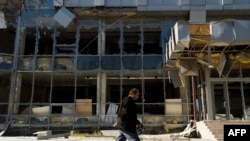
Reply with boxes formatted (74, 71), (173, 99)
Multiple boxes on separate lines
(172, 117), (178, 124)
(162, 122), (169, 133)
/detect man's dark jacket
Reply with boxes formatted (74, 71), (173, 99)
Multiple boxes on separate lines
(116, 96), (140, 133)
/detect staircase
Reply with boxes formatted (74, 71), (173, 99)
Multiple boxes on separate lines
(197, 120), (250, 141)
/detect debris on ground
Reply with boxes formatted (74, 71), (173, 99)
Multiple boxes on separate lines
(170, 120), (201, 139)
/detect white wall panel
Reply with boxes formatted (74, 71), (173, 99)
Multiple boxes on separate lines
(148, 0), (163, 6)
(138, 0), (147, 5)
(105, 0), (120, 6)
(233, 0), (248, 4)
(122, 0), (138, 6)
(206, 0), (222, 5)
(233, 4), (250, 9)
(79, 0), (95, 6)
(94, 0), (105, 6)
(207, 3), (223, 10)
(190, 0), (205, 6)
(106, 0), (137, 7)
(223, 4), (233, 9)
(223, 0), (233, 4)
(163, 0), (179, 6)
(64, 0), (79, 7)
(206, 6), (223, 10)
(190, 10), (206, 23)
(180, 0), (190, 5)
(64, 0), (94, 7)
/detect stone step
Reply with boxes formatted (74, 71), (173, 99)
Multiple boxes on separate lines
(202, 120), (250, 141)
(204, 120), (250, 124)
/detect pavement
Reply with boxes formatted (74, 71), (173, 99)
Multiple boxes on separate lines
(0, 133), (216, 141)
(0, 136), (215, 141)
(0, 129), (216, 141)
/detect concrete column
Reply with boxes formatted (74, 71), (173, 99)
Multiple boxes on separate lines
(12, 28), (26, 114)
(200, 86), (206, 120)
(224, 82), (231, 120)
(13, 27), (27, 114)
(205, 68), (215, 120)
(178, 76), (192, 122)
(97, 73), (106, 121)
(179, 86), (190, 121)
(185, 76), (191, 120)
(8, 17), (23, 116)
(96, 19), (107, 121)
(19, 28), (26, 55)
(13, 74), (22, 114)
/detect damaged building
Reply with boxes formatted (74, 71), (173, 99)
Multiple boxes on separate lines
(1, 0), (250, 135)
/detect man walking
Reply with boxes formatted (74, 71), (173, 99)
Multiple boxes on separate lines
(115, 88), (143, 141)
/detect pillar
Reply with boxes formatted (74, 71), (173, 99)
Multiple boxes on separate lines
(96, 19), (107, 121)
(205, 67), (215, 120)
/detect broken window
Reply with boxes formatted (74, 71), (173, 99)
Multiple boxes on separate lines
(123, 24), (141, 54)
(38, 28), (53, 55)
(78, 27), (98, 55)
(0, 28), (15, 70)
(105, 29), (120, 55)
(24, 28), (36, 55)
(0, 73), (11, 124)
(143, 25), (162, 54)
(55, 26), (78, 55)
(0, 28), (15, 54)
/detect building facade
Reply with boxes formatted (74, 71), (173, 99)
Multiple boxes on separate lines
(1, 0), (250, 134)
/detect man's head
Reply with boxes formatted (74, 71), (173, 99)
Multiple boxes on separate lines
(128, 88), (140, 100)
